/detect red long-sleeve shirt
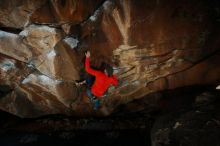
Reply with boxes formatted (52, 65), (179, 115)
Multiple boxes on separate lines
(85, 57), (118, 98)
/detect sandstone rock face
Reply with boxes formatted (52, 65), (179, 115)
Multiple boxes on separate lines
(0, 0), (46, 28)
(0, 0), (220, 117)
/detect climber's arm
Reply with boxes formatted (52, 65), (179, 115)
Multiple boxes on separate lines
(85, 51), (100, 76)
(111, 75), (119, 87)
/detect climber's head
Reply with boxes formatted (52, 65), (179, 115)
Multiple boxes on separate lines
(104, 64), (113, 77)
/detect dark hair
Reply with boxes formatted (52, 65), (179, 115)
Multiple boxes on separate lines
(105, 64), (113, 77)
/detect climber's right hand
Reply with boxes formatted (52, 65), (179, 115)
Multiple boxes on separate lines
(85, 51), (91, 58)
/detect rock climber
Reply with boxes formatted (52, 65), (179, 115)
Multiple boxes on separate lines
(84, 50), (118, 110)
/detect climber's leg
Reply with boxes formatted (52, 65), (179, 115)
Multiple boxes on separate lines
(86, 88), (94, 99)
(85, 75), (95, 88)
(86, 88), (101, 110)
(93, 99), (100, 110)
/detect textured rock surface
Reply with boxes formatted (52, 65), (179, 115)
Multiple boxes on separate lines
(0, 0), (46, 28)
(0, 0), (220, 117)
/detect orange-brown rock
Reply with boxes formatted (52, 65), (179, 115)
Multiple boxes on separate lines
(31, 0), (104, 34)
(0, 0), (46, 28)
(0, 0), (220, 117)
